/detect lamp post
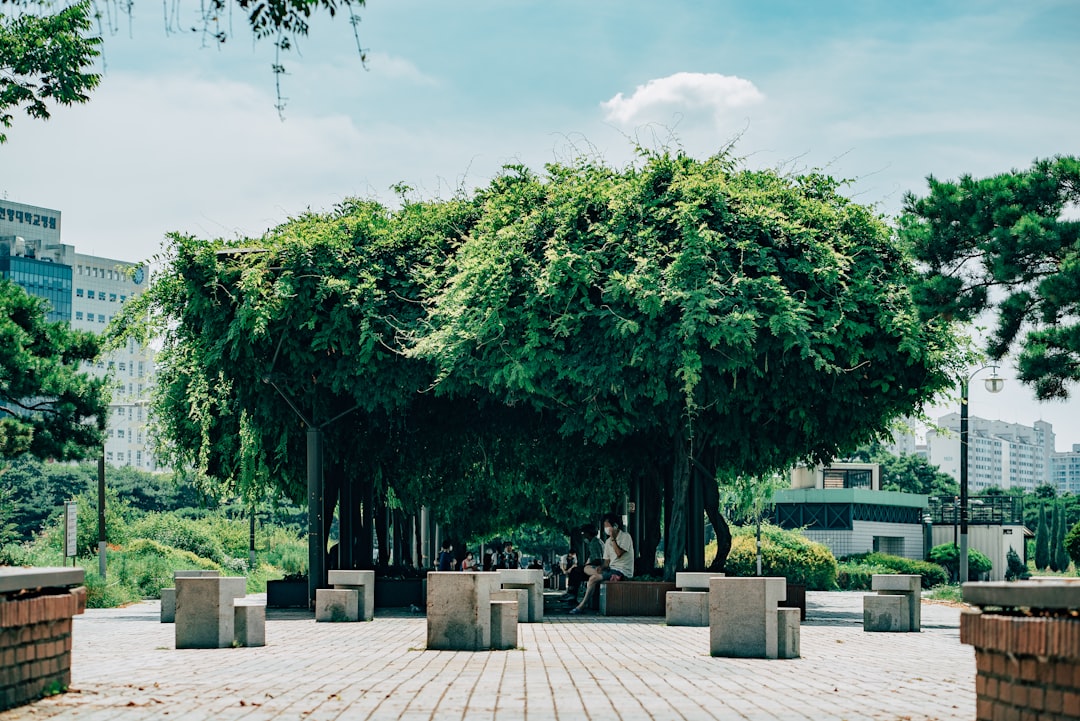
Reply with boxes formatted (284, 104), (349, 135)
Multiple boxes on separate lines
(959, 365), (1005, 585)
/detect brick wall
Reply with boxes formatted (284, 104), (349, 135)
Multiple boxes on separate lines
(0, 587), (86, 711)
(960, 610), (1080, 721)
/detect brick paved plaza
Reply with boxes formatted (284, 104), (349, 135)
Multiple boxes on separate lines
(1, 592), (974, 720)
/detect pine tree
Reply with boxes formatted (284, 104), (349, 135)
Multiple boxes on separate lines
(1056, 502), (1071, 572)
(1035, 502), (1051, 570)
(1049, 503), (1062, 572)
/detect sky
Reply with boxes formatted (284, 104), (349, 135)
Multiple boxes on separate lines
(2, 0), (1079, 447)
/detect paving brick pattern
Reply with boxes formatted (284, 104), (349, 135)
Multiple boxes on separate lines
(0, 592), (974, 720)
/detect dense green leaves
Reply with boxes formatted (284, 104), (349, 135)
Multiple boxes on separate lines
(0, 279), (107, 459)
(903, 156), (1080, 399)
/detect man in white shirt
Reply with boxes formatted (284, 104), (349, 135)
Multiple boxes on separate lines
(570, 513), (634, 614)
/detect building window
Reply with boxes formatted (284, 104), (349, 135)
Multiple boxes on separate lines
(76, 288), (83, 297)
(75, 311), (83, 320)
(98, 314), (105, 322)
(109, 293), (117, 302)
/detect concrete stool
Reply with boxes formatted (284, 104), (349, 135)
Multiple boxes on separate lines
(328, 570), (375, 621)
(863, 594), (910, 632)
(492, 588), (529, 623)
(175, 576), (247, 649)
(666, 591), (709, 626)
(489, 600), (518, 650)
(162, 570), (220, 623)
(160, 588), (177, 623)
(871, 574), (921, 631)
(427, 572), (501, 651)
(675, 572), (724, 590)
(316, 588), (360, 622)
(777, 607), (801, 658)
(497, 569), (545, 622)
(709, 576), (786, 659)
(233, 599), (265, 647)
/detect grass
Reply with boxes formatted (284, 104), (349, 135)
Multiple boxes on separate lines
(923, 583), (963, 603)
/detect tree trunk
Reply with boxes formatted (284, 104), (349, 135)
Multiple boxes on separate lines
(701, 468), (732, 572)
(636, 464), (663, 575)
(359, 479), (375, 570)
(322, 464), (341, 572)
(375, 497), (390, 567)
(664, 434), (691, 583)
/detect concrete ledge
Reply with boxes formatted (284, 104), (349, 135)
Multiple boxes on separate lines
(0, 567), (85, 595)
(160, 588), (176, 623)
(665, 591), (709, 626)
(233, 599), (265, 647)
(489, 601), (518, 650)
(675, 572), (724, 590)
(863, 594), (909, 632)
(315, 589), (360, 622)
(962, 580), (1080, 610)
(777, 607), (801, 659)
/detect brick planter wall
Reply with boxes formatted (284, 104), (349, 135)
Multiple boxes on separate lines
(0, 587), (86, 711)
(960, 610), (1080, 721)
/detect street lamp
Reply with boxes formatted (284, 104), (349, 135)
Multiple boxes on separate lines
(959, 365), (1005, 584)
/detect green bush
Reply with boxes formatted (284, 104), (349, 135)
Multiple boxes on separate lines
(723, 524), (838, 590)
(1005, 547), (1031, 581)
(1065, 521), (1080, 570)
(130, 513), (228, 564)
(929, 543), (993, 582)
(836, 562), (894, 590)
(845, 552), (949, 589)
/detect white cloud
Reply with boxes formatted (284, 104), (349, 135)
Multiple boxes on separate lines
(364, 52), (438, 86)
(601, 72), (764, 126)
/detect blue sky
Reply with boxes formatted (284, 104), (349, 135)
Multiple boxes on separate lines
(2, 0), (1079, 446)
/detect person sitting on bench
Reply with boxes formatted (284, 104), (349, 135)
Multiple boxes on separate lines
(570, 513), (634, 614)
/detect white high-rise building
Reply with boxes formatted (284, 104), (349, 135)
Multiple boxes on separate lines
(1, 200), (159, 471)
(927, 414), (1055, 492)
(1051, 444), (1080, 495)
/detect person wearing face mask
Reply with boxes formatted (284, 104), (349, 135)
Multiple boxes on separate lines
(569, 513), (634, 615)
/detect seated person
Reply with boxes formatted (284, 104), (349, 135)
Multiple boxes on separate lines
(559, 550), (580, 601)
(570, 513), (634, 615)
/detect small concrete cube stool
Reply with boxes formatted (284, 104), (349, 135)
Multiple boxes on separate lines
(709, 576), (787, 659)
(233, 598), (266, 646)
(175, 576), (247, 649)
(497, 569), (545, 622)
(427, 572), (501, 651)
(863, 593), (910, 632)
(489, 600), (518, 650)
(161, 570), (221, 623)
(666, 591), (709, 626)
(675, 572), (724, 590)
(776, 607), (801, 658)
(492, 588), (529, 623)
(316, 588), (360, 622)
(869, 574), (921, 632)
(328, 569), (375, 621)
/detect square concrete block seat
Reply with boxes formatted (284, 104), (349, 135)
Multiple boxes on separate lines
(233, 598), (266, 647)
(776, 607), (801, 659)
(709, 577), (787, 659)
(316, 588), (361, 622)
(863, 594), (910, 632)
(869, 574), (921, 632)
(328, 570), (375, 621)
(492, 588), (529, 624)
(496, 569), (544, 622)
(427, 572), (501, 651)
(666, 591), (709, 627)
(675, 572), (724, 590)
(489, 600), (518, 651)
(161, 570), (221, 623)
(175, 576), (247, 649)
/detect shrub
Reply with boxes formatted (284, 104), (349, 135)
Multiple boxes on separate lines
(130, 513), (227, 563)
(723, 524), (838, 590)
(836, 562), (893, 590)
(1005, 548), (1030, 581)
(1065, 521), (1080, 570)
(846, 552), (950, 589)
(929, 543), (993, 582)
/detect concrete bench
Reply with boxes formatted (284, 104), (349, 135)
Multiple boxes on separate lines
(161, 570), (220, 623)
(489, 600), (518, 650)
(174, 576), (247, 649)
(315, 588), (361, 622)
(426, 572), (501, 651)
(675, 572), (724, 590)
(709, 577), (794, 659)
(233, 598), (265, 647)
(328, 570), (375, 621)
(666, 572), (725, 627)
(496, 569), (544, 622)
(863, 574), (921, 632)
(492, 588), (529, 623)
